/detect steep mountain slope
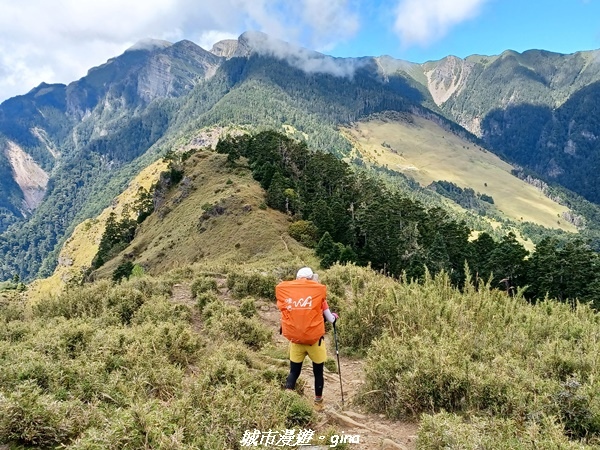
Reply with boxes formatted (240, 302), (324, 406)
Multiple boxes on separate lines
(482, 80), (600, 204)
(408, 49), (600, 205)
(4, 33), (600, 283)
(342, 114), (576, 233)
(17, 129), (600, 449)
(0, 40), (224, 280)
(0, 40), (221, 226)
(30, 136), (315, 297)
(28, 158), (168, 299)
(0, 33), (457, 282)
(94, 149), (313, 280)
(419, 50), (600, 134)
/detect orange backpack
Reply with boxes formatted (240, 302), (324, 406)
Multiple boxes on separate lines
(276, 279), (327, 345)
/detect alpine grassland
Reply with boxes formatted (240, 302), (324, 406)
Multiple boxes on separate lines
(4, 261), (600, 448)
(5, 129), (600, 449)
(342, 115), (576, 233)
(322, 264), (600, 448)
(0, 271), (321, 449)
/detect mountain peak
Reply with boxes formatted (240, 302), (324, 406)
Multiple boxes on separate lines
(237, 30), (322, 58)
(125, 38), (173, 53)
(210, 39), (241, 58)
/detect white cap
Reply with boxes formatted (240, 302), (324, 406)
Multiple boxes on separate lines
(296, 267), (314, 279)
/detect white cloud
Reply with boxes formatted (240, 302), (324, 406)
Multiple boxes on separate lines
(393, 0), (487, 47)
(242, 31), (368, 78)
(292, 0), (360, 51)
(0, 0), (362, 103)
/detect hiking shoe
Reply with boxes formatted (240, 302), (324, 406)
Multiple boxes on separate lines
(314, 398), (324, 411)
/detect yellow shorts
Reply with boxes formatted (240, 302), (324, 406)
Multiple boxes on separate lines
(289, 339), (327, 364)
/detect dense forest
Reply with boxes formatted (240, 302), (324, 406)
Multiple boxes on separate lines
(216, 130), (600, 308)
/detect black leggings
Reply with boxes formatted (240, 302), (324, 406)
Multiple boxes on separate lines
(286, 360), (324, 397)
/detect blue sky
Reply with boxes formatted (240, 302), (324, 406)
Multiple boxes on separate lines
(0, 0), (599, 103)
(330, 0), (600, 62)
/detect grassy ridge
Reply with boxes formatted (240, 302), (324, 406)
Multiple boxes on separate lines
(94, 149), (314, 280)
(28, 159), (169, 299)
(3, 259), (600, 448)
(6, 126), (600, 448)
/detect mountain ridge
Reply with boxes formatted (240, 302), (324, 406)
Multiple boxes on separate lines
(2, 32), (600, 281)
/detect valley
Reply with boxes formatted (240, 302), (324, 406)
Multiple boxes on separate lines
(343, 115), (577, 232)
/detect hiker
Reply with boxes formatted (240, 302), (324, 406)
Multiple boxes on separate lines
(276, 266), (338, 410)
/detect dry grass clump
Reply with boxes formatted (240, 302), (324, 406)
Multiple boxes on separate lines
(226, 271), (278, 300)
(325, 264), (600, 446)
(0, 274), (314, 449)
(418, 411), (594, 450)
(202, 299), (272, 350)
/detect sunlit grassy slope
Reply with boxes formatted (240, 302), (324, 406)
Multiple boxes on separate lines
(342, 115), (577, 233)
(28, 160), (169, 299)
(30, 129), (319, 296)
(94, 149), (314, 279)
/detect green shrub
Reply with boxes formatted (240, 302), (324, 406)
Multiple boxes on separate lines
(345, 269), (600, 446)
(288, 220), (318, 248)
(126, 277), (172, 298)
(4, 265), (600, 448)
(190, 276), (218, 298)
(260, 368), (288, 386)
(132, 297), (192, 325)
(112, 261), (134, 283)
(338, 281), (398, 354)
(218, 314), (271, 350)
(203, 301), (271, 350)
(197, 292), (218, 311)
(0, 296), (25, 322)
(362, 333), (534, 419)
(0, 274), (320, 449)
(105, 286), (146, 325)
(239, 297), (256, 318)
(418, 412), (596, 450)
(33, 281), (112, 319)
(553, 378), (600, 439)
(0, 381), (91, 447)
(226, 271), (277, 300)
(279, 390), (314, 427)
(130, 264), (145, 278)
(324, 358), (338, 373)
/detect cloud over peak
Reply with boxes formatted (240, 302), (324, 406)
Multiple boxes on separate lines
(0, 0), (488, 103)
(239, 31), (368, 78)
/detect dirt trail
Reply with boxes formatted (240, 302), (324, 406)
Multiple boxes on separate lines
(171, 281), (419, 450)
(171, 283), (203, 334)
(257, 302), (418, 450)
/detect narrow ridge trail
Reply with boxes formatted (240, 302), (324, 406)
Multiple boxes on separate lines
(171, 280), (419, 449)
(257, 300), (418, 450)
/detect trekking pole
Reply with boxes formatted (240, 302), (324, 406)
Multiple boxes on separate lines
(333, 321), (344, 407)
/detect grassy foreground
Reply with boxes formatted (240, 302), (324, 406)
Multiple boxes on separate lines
(323, 264), (600, 448)
(2, 262), (600, 448)
(0, 270), (318, 449)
